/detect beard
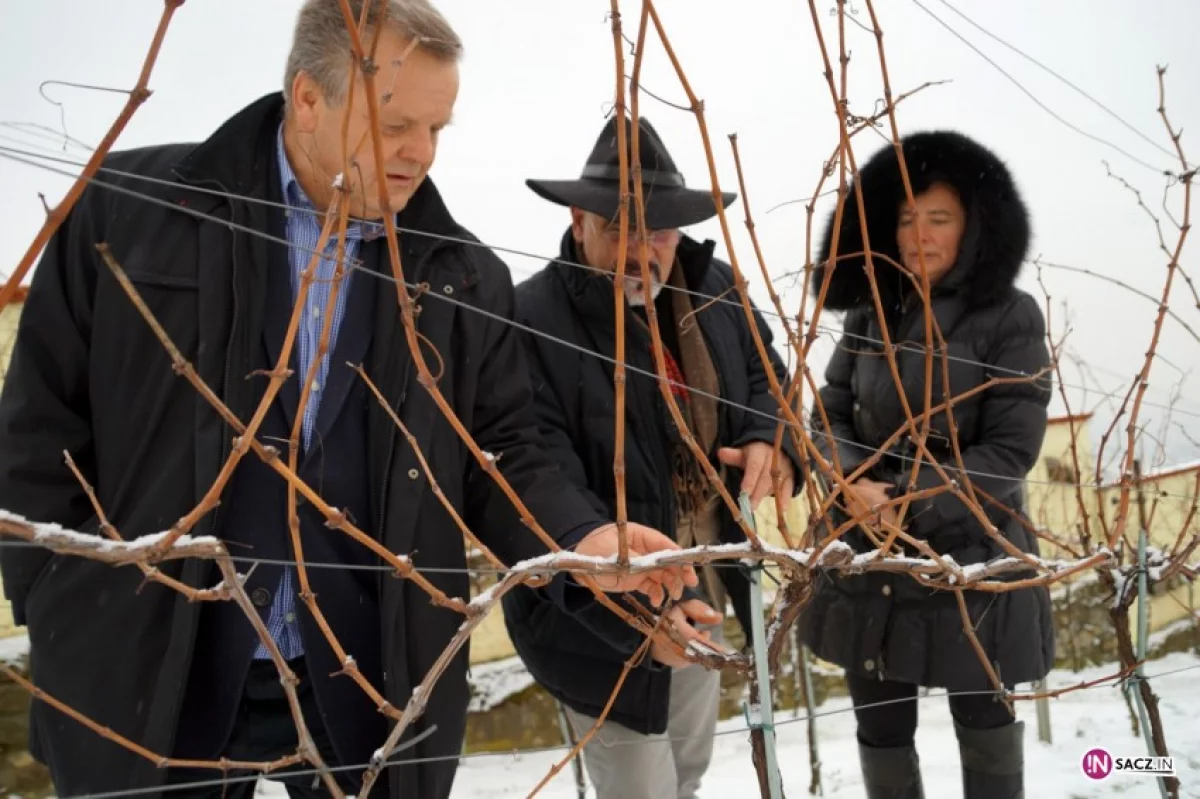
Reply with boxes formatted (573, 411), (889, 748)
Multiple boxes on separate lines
(617, 260), (664, 306)
(623, 277), (665, 306)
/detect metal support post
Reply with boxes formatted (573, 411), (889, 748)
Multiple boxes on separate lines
(1130, 524), (1170, 799)
(740, 492), (783, 799)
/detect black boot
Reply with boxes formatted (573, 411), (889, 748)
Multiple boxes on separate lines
(858, 741), (925, 798)
(955, 720), (1025, 798)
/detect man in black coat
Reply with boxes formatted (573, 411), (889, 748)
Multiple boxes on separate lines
(0, 3), (696, 797)
(502, 115), (800, 799)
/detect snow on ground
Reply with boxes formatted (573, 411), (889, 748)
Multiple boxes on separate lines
(258, 650), (1200, 797)
(0, 632), (29, 664)
(466, 656), (537, 714)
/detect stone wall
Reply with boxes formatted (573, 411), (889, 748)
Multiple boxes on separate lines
(0, 302), (18, 382)
(0, 303), (21, 644)
(0, 644), (52, 798)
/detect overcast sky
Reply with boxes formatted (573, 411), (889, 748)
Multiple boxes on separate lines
(1, 0), (1197, 472)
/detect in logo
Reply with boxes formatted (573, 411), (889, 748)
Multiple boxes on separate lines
(1082, 747), (1113, 780)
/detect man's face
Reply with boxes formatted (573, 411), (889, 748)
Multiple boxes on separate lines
(571, 208), (681, 306)
(286, 30), (459, 219)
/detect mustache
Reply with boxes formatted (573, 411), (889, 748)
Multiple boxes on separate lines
(616, 260), (663, 280)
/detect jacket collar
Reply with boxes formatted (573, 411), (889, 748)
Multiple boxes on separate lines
(173, 93), (283, 198)
(171, 92), (468, 268)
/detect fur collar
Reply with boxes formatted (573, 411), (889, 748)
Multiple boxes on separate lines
(813, 130), (1031, 311)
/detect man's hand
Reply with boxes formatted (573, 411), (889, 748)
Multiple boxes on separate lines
(574, 522), (699, 607)
(650, 598), (725, 667)
(717, 442), (795, 510)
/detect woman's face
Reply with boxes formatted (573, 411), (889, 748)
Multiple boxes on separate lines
(895, 182), (965, 285)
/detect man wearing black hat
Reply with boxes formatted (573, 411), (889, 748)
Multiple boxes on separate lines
(501, 115), (800, 798)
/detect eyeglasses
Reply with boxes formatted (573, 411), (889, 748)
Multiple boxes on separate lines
(597, 223), (680, 245)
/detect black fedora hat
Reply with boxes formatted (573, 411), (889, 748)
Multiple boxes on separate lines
(526, 114), (737, 230)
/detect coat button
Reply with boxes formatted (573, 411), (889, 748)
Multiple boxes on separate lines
(864, 658), (876, 671)
(408, 468), (420, 480)
(442, 285), (454, 295)
(882, 585), (892, 596)
(251, 588), (272, 608)
(853, 401), (861, 411)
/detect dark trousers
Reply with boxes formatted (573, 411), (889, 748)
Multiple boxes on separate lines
(167, 658), (354, 797)
(846, 672), (1014, 749)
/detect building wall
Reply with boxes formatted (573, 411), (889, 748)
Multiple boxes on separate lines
(0, 302), (18, 384)
(0, 301), (23, 639)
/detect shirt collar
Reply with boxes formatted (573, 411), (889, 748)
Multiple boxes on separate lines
(276, 123), (384, 241)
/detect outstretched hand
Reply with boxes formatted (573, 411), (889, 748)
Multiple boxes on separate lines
(717, 441), (795, 510)
(574, 522), (699, 607)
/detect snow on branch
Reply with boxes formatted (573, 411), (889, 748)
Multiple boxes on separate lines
(0, 509), (224, 563)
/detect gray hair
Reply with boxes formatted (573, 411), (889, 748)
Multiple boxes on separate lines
(283, 0), (462, 108)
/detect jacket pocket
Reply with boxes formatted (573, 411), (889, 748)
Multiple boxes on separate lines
(102, 265), (202, 367)
(123, 270), (200, 291)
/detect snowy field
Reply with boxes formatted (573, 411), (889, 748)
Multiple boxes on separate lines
(255, 650), (1200, 798)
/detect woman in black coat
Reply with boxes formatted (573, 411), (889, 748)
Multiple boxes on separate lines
(799, 130), (1054, 799)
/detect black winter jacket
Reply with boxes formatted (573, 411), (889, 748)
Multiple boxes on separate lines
(799, 130), (1056, 690)
(502, 232), (799, 733)
(0, 93), (604, 798)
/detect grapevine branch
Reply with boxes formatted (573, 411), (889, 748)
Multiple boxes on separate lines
(0, 0), (185, 311)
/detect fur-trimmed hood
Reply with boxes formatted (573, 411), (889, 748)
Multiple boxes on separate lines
(813, 130), (1031, 311)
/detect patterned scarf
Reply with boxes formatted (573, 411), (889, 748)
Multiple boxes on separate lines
(631, 260), (726, 612)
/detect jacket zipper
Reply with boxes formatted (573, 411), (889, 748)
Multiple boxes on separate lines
(214, 188), (240, 541)
(375, 368), (407, 597)
(374, 243), (445, 591)
(376, 240), (457, 699)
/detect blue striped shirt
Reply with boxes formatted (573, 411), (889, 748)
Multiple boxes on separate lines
(254, 124), (381, 660)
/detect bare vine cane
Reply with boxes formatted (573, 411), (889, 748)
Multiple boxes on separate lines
(95, 242), (469, 610)
(0, 513), (339, 792)
(0, 0), (185, 312)
(625, 2), (764, 551)
(1033, 264), (1098, 551)
(135, 190), (348, 560)
(277, 4), (410, 721)
(608, 0), (634, 566)
(333, 0), (698, 707)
